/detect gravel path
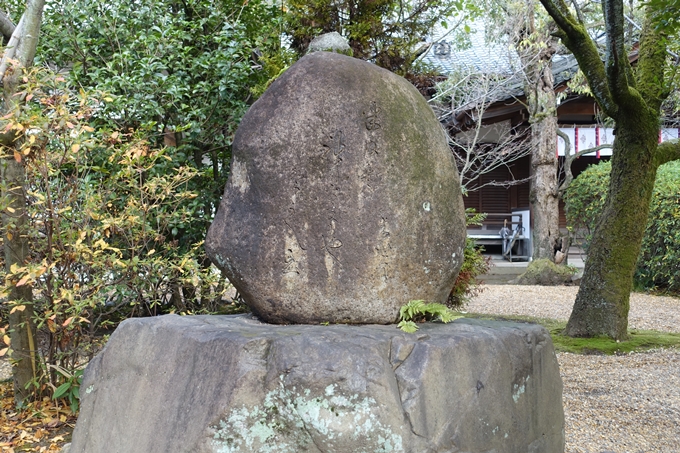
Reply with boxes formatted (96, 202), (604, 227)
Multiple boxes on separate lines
(469, 285), (680, 453)
(467, 284), (680, 333)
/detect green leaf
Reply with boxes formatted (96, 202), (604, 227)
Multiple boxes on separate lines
(398, 320), (419, 333)
(53, 382), (72, 399)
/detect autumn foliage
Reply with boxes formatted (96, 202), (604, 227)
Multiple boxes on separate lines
(0, 68), (232, 411)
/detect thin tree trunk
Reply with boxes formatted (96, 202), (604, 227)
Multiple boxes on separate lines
(2, 58), (38, 406)
(1, 157), (36, 404)
(0, 11), (16, 43)
(527, 56), (561, 261)
(519, 3), (562, 261)
(565, 114), (659, 340)
(1, 0), (46, 405)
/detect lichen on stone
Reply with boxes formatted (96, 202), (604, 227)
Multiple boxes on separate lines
(210, 378), (404, 453)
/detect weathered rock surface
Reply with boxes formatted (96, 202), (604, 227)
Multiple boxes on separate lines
(69, 315), (564, 453)
(306, 32), (353, 55)
(206, 52), (467, 324)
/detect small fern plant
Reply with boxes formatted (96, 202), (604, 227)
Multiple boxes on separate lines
(397, 300), (464, 333)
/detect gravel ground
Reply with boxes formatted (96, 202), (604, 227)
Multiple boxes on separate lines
(467, 284), (680, 333)
(469, 285), (680, 453)
(2, 285), (679, 452)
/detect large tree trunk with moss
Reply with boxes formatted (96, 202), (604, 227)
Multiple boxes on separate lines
(566, 115), (659, 339)
(1, 0), (46, 404)
(538, 0), (680, 340)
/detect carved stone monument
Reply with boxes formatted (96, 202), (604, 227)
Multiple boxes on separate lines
(206, 51), (467, 324)
(66, 51), (565, 453)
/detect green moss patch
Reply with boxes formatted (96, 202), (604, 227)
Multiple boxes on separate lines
(516, 259), (577, 286)
(465, 313), (680, 354)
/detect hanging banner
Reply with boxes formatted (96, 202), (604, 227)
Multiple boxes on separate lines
(661, 128), (679, 143)
(557, 128), (575, 156)
(555, 127), (677, 157)
(577, 128), (597, 156)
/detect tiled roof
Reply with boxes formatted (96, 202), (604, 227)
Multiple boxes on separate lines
(421, 23), (580, 101)
(421, 25), (520, 76)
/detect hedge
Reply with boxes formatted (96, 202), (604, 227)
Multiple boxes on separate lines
(565, 160), (680, 294)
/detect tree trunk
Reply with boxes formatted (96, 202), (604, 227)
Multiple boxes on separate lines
(2, 59), (38, 406)
(1, 0), (46, 404)
(519, 6), (561, 262)
(0, 12), (16, 43)
(565, 113), (659, 340)
(536, 0), (675, 339)
(527, 56), (561, 261)
(1, 157), (37, 405)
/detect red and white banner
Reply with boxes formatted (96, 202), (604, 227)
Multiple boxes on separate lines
(556, 127), (678, 157)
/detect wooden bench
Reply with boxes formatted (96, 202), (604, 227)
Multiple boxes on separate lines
(467, 211), (531, 261)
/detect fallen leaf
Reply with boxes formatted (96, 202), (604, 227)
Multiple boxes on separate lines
(45, 420), (61, 429)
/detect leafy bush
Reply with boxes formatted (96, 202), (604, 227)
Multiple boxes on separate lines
(0, 69), (231, 407)
(636, 161), (680, 293)
(447, 209), (492, 309)
(37, 0), (288, 250)
(1, 0), (284, 406)
(564, 160), (680, 294)
(564, 160), (610, 248)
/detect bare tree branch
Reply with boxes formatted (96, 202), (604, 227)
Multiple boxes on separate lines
(556, 128), (612, 196)
(538, 0), (619, 119)
(570, 0), (585, 25)
(0, 13), (25, 84)
(0, 11), (16, 42)
(602, 0), (636, 102)
(432, 69), (533, 192)
(14, 0), (45, 68)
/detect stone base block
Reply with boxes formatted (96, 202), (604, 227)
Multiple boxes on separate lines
(69, 315), (564, 452)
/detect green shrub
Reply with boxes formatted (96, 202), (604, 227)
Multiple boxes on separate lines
(636, 161), (680, 293)
(564, 160), (610, 249)
(564, 160), (680, 294)
(0, 68), (232, 407)
(447, 209), (492, 309)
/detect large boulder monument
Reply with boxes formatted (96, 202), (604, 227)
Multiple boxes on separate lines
(66, 51), (565, 453)
(206, 51), (467, 324)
